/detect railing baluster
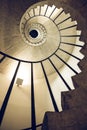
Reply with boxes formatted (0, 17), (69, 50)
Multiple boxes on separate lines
(57, 16), (71, 26)
(28, 12), (30, 17)
(0, 61), (20, 125)
(49, 6), (56, 18)
(0, 56), (6, 63)
(53, 9), (64, 22)
(33, 8), (35, 16)
(49, 59), (71, 91)
(41, 62), (59, 112)
(59, 24), (77, 31)
(31, 63), (36, 130)
(61, 42), (83, 47)
(44, 5), (48, 16)
(39, 6), (41, 15)
(55, 54), (78, 75)
(61, 35), (80, 37)
(59, 48), (81, 61)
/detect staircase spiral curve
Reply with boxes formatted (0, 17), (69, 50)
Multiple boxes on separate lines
(0, 1), (85, 130)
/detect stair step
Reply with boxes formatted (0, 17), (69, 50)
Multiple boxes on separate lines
(56, 13), (71, 25)
(55, 12), (70, 25)
(50, 8), (63, 20)
(34, 6), (40, 15)
(58, 20), (77, 30)
(50, 54), (75, 91)
(45, 5), (56, 17)
(24, 12), (30, 20)
(60, 26), (77, 35)
(40, 4), (48, 15)
(29, 9), (34, 17)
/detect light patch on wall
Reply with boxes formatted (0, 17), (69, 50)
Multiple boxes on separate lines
(8, 61), (31, 86)
(16, 78), (23, 86)
(16, 63), (31, 86)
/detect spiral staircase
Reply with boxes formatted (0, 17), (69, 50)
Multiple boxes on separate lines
(0, 0), (87, 130)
